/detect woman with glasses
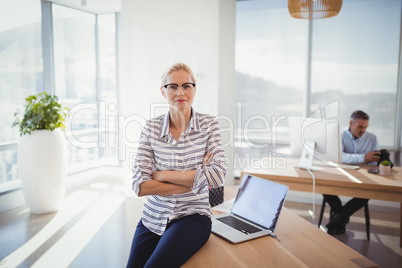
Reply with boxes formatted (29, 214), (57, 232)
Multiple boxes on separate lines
(127, 63), (226, 267)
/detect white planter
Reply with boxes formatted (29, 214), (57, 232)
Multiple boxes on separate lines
(18, 129), (67, 214)
(379, 164), (391, 176)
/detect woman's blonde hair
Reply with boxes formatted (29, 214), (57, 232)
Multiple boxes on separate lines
(161, 63), (196, 86)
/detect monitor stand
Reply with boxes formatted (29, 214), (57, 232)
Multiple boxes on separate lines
(298, 140), (323, 171)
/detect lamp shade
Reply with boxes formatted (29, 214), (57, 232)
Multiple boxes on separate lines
(288, 0), (343, 19)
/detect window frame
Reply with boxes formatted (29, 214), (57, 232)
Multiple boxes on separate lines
(0, 1), (121, 193)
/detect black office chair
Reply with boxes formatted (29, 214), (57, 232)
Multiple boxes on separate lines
(317, 198), (370, 241)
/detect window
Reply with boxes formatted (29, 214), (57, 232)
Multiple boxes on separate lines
(235, 1), (309, 169)
(310, 0), (401, 147)
(0, 0), (42, 187)
(53, 5), (99, 168)
(235, 0), (402, 172)
(53, 6), (118, 169)
(0, 2), (119, 192)
(98, 14), (118, 161)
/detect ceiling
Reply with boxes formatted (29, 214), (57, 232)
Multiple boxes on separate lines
(50, 0), (121, 14)
(51, 0), (247, 14)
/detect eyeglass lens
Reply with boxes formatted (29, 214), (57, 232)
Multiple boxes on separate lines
(165, 83), (195, 91)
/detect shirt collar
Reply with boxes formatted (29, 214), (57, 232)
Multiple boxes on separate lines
(159, 112), (170, 138)
(159, 107), (200, 138)
(347, 128), (364, 141)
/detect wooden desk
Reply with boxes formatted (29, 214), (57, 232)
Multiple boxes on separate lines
(183, 186), (378, 268)
(241, 158), (402, 246)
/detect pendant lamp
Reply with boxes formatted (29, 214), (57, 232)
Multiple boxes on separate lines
(288, 0), (343, 19)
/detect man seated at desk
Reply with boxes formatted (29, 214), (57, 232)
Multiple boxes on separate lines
(324, 110), (380, 235)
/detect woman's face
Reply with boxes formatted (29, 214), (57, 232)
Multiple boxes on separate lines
(161, 70), (196, 112)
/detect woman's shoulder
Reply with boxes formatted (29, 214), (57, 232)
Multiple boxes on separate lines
(147, 114), (165, 123)
(195, 112), (215, 121)
(196, 112), (217, 125)
(195, 112), (220, 131)
(143, 114), (165, 131)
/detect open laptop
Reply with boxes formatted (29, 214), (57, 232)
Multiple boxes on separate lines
(211, 174), (288, 244)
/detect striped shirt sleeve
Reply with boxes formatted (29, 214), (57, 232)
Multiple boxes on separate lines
(131, 122), (155, 196)
(192, 117), (226, 194)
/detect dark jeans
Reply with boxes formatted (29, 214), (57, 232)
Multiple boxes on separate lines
(323, 194), (369, 221)
(127, 214), (211, 268)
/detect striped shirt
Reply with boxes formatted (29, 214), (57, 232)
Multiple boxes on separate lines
(131, 108), (226, 235)
(342, 129), (379, 164)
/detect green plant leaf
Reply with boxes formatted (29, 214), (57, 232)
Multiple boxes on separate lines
(12, 92), (69, 136)
(380, 160), (391, 166)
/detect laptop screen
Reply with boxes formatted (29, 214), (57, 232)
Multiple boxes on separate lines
(231, 174), (288, 231)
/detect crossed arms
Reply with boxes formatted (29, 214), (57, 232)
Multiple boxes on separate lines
(137, 152), (214, 197)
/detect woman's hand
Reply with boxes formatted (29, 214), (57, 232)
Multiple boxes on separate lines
(202, 151), (213, 165)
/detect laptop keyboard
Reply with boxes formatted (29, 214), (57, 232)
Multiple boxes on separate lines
(217, 216), (262, 235)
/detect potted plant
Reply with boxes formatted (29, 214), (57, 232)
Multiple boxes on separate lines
(12, 92), (68, 214)
(379, 160), (391, 176)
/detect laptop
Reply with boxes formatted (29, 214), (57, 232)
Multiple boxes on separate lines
(211, 174), (288, 244)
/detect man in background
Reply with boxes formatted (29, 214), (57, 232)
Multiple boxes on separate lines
(324, 110), (380, 235)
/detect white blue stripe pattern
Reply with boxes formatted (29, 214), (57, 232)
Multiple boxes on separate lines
(342, 129), (379, 164)
(132, 109), (226, 235)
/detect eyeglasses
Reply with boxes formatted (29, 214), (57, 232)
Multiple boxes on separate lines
(163, 83), (196, 91)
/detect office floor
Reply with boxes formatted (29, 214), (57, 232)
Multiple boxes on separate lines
(288, 201), (402, 268)
(1, 178), (401, 268)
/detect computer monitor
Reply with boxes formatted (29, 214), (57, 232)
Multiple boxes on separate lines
(288, 117), (342, 169)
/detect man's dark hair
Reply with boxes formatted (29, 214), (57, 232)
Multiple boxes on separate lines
(350, 110), (369, 121)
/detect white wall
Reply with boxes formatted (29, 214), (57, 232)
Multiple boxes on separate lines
(120, 0), (236, 184)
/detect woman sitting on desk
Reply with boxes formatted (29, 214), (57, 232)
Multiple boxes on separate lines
(325, 110), (380, 235)
(126, 63), (226, 267)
